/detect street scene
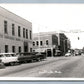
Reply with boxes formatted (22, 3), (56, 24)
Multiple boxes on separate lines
(0, 3), (84, 79)
(0, 55), (84, 77)
(0, 82), (83, 84)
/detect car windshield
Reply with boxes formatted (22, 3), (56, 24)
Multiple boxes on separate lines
(0, 55), (4, 57)
(11, 54), (16, 57)
(5, 54), (10, 57)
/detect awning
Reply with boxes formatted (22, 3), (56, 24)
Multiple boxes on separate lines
(56, 50), (61, 52)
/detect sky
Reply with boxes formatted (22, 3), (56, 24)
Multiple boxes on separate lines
(0, 4), (84, 49)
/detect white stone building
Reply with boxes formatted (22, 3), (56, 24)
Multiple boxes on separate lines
(0, 7), (32, 53)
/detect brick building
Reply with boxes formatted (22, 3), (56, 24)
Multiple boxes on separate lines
(33, 32), (71, 56)
(33, 32), (58, 56)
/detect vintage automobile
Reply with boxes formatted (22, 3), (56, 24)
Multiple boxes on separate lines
(0, 59), (5, 69)
(65, 53), (71, 57)
(17, 52), (46, 63)
(0, 53), (19, 65)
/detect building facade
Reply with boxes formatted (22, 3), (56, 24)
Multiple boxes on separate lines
(0, 7), (32, 53)
(58, 33), (71, 55)
(33, 32), (58, 56)
(33, 32), (71, 56)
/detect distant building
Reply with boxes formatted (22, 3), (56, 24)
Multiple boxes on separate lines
(58, 33), (71, 55)
(0, 7), (32, 53)
(33, 32), (71, 56)
(33, 32), (58, 56)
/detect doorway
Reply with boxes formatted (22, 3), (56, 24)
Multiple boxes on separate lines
(24, 42), (28, 52)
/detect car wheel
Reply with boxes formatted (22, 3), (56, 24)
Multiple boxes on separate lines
(9, 62), (14, 66)
(37, 58), (41, 62)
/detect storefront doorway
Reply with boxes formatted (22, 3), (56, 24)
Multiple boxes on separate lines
(47, 49), (52, 57)
(24, 42), (28, 52)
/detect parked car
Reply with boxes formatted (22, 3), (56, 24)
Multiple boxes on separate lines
(65, 53), (71, 57)
(0, 53), (19, 65)
(17, 52), (46, 63)
(34, 52), (46, 61)
(0, 59), (5, 69)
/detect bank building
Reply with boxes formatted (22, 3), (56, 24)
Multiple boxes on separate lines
(0, 7), (32, 53)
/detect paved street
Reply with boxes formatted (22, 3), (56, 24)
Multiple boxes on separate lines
(0, 55), (84, 78)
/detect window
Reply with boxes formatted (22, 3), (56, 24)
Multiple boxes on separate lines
(40, 41), (43, 46)
(30, 30), (32, 40)
(46, 40), (49, 45)
(12, 46), (15, 53)
(30, 48), (32, 52)
(18, 26), (21, 37)
(23, 28), (25, 38)
(33, 50), (35, 52)
(36, 41), (39, 46)
(5, 45), (8, 53)
(33, 42), (35, 46)
(18, 46), (21, 53)
(26, 29), (28, 39)
(12, 24), (15, 36)
(4, 20), (8, 34)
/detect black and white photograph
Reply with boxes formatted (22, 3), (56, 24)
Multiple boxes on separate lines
(0, 2), (84, 79)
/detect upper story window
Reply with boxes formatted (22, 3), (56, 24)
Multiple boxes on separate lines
(40, 41), (43, 46)
(23, 28), (25, 38)
(4, 20), (8, 34)
(46, 40), (49, 45)
(26, 29), (28, 39)
(30, 30), (32, 40)
(18, 26), (21, 37)
(36, 41), (39, 46)
(12, 24), (15, 36)
(33, 42), (35, 46)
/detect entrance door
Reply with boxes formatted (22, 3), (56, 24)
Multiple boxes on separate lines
(47, 49), (51, 57)
(24, 42), (28, 52)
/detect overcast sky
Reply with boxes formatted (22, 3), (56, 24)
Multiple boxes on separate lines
(0, 4), (84, 49)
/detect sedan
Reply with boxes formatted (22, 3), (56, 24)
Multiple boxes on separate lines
(65, 53), (71, 57)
